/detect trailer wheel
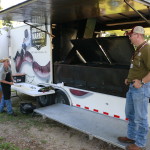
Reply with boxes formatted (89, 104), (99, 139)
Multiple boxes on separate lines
(37, 95), (54, 107)
(54, 90), (70, 105)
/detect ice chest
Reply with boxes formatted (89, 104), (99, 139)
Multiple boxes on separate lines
(12, 73), (26, 83)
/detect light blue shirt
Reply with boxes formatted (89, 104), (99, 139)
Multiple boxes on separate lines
(0, 63), (12, 81)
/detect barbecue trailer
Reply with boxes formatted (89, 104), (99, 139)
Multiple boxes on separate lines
(0, 0), (150, 149)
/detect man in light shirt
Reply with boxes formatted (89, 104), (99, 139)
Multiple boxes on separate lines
(0, 58), (16, 116)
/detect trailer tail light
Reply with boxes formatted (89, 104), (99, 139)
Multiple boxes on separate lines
(114, 115), (120, 118)
(103, 112), (109, 115)
(93, 109), (99, 112)
(84, 106), (89, 110)
(76, 104), (81, 107)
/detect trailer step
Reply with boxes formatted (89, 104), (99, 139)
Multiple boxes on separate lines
(34, 104), (150, 149)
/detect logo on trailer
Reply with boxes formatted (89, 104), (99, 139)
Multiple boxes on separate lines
(31, 25), (47, 50)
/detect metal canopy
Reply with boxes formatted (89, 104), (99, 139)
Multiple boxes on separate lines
(0, 0), (149, 27)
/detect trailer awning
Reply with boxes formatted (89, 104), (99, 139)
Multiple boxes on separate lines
(0, 0), (149, 28)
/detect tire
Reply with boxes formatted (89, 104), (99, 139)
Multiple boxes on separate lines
(54, 90), (70, 105)
(36, 94), (54, 107)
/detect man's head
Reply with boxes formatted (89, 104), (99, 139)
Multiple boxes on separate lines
(1, 58), (10, 68)
(127, 26), (145, 46)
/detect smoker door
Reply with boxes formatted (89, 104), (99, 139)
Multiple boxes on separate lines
(54, 64), (129, 97)
(54, 36), (134, 97)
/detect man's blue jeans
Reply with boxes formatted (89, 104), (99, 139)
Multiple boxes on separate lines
(0, 97), (13, 114)
(125, 83), (150, 147)
(0, 84), (13, 114)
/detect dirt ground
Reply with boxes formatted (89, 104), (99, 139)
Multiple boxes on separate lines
(0, 93), (123, 150)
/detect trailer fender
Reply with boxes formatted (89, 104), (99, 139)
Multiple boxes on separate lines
(36, 94), (54, 107)
(53, 90), (70, 105)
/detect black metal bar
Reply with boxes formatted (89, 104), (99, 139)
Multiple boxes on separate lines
(124, 0), (150, 26)
(24, 21), (55, 37)
(95, 40), (112, 64)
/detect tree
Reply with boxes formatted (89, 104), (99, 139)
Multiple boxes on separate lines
(0, 1), (13, 30)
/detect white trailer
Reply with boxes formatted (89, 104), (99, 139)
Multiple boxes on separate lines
(0, 0), (150, 149)
(0, 28), (9, 59)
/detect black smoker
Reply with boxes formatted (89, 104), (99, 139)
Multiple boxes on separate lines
(54, 36), (134, 97)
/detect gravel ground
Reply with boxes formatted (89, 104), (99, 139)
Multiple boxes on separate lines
(0, 92), (123, 150)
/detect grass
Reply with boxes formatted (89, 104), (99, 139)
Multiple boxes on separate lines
(40, 140), (47, 144)
(0, 142), (30, 150)
(0, 142), (19, 150)
(0, 109), (63, 150)
(0, 92), (66, 131)
(0, 137), (5, 141)
(0, 136), (28, 150)
(0, 93), (69, 150)
(0, 110), (60, 128)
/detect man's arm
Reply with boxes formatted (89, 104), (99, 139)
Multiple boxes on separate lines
(142, 72), (150, 83)
(133, 72), (150, 88)
(0, 80), (13, 85)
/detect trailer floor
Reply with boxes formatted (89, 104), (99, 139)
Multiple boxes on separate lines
(34, 104), (150, 149)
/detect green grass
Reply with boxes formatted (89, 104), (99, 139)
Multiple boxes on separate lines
(0, 142), (30, 150)
(0, 105), (64, 130)
(0, 142), (19, 150)
(0, 93), (68, 150)
(0, 136), (5, 141)
(40, 140), (47, 144)
(0, 137), (23, 150)
(0, 109), (64, 150)
(0, 93), (62, 128)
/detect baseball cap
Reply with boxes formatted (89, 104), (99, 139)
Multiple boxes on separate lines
(0, 57), (10, 63)
(127, 26), (145, 36)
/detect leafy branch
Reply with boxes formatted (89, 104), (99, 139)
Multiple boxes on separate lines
(2, 16), (13, 30)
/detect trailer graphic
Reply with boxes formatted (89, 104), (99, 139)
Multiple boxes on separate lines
(11, 25), (51, 83)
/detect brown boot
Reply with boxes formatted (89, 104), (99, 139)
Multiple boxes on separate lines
(118, 137), (135, 143)
(126, 144), (146, 150)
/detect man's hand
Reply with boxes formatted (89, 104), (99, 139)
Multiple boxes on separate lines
(125, 79), (129, 85)
(133, 79), (142, 88)
(9, 82), (14, 85)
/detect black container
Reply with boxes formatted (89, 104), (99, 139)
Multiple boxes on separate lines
(13, 74), (25, 83)
(20, 102), (36, 114)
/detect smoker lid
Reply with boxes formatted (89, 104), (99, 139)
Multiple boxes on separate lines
(71, 36), (134, 66)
